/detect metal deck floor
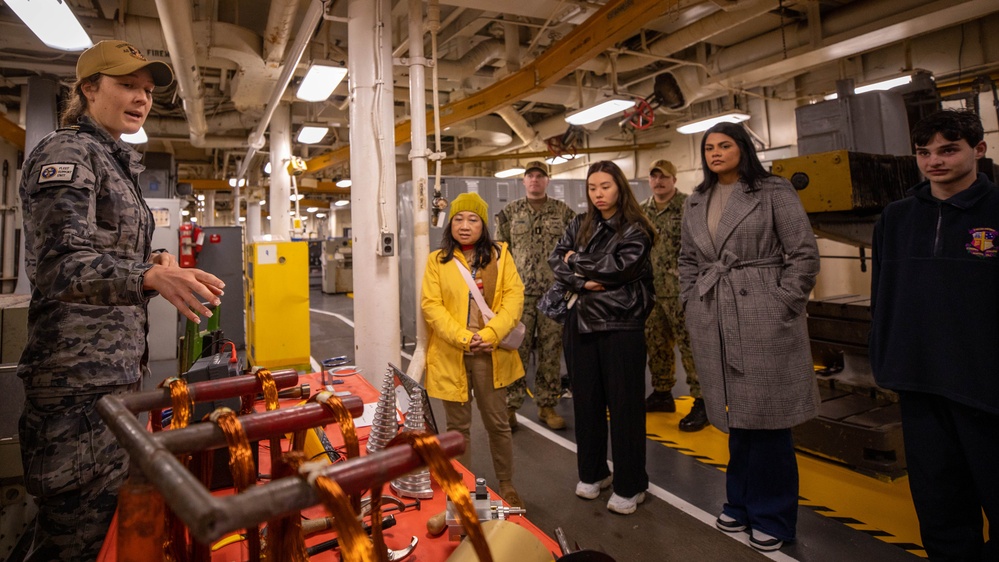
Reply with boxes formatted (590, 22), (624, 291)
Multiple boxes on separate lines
(308, 288), (925, 561)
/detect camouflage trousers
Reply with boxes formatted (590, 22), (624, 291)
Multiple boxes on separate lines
(19, 381), (139, 562)
(507, 294), (565, 410)
(645, 297), (700, 398)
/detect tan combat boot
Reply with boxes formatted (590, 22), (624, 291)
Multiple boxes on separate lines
(499, 480), (523, 507)
(538, 406), (566, 430)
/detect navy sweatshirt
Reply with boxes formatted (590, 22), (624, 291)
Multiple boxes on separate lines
(870, 173), (999, 414)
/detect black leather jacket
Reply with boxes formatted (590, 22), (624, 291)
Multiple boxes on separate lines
(549, 212), (655, 333)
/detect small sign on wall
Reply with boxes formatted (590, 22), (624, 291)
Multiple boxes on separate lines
(257, 244), (278, 265)
(150, 208), (172, 228)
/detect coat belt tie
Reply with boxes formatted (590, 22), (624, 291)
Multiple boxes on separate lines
(695, 251), (784, 374)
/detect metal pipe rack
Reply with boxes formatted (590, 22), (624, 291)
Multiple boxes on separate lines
(97, 371), (464, 544)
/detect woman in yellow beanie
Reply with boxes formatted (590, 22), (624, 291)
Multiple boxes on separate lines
(421, 192), (526, 507)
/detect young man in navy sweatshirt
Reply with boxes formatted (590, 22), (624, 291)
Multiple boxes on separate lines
(870, 109), (997, 561)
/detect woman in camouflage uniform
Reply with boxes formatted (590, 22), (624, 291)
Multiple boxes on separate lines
(18, 41), (224, 561)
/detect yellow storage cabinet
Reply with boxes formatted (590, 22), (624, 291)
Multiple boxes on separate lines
(245, 241), (311, 370)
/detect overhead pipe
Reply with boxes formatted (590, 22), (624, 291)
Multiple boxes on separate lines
(495, 105), (543, 151)
(235, 0), (325, 182)
(707, 0), (981, 80)
(263, 0), (300, 66)
(434, 39), (505, 78)
(588, 0), (781, 75)
(153, 0), (209, 146)
(304, 0), (670, 175)
(445, 140), (670, 166)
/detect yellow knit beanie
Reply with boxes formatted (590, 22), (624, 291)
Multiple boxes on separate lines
(448, 192), (489, 227)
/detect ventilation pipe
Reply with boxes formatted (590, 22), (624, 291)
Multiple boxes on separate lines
(495, 106), (543, 151)
(153, 0), (209, 146)
(264, 0), (300, 66)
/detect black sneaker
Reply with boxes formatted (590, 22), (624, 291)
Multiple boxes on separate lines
(679, 398), (708, 432)
(645, 390), (676, 413)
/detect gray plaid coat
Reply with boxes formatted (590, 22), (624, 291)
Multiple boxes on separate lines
(678, 175), (820, 432)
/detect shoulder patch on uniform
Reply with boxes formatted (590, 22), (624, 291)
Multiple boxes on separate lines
(37, 163), (76, 184)
(966, 227), (998, 258)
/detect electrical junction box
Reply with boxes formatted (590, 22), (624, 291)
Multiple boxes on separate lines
(377, 232), (395, 256)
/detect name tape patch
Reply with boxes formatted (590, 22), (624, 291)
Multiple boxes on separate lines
(37, 163), (76, 184)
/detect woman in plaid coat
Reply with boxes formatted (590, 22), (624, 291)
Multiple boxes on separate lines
(678, 122), (819, 552)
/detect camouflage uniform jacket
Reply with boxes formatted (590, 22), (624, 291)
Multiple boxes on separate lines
(18, 115), (156, 389)
(495, 197), (576, 296)
(641, 192), (687, 298)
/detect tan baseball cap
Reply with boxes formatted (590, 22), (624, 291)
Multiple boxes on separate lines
(524, 160), (550, 177)
(650, 159), (677, 177)
(76, 40), (174, 87)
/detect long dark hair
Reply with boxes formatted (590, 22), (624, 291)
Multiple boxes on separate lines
(577, 161), (656, 247)
(438, 215), (497, 268)
(695, 122), (770, 193)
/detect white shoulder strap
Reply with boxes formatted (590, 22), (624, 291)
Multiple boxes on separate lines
(454, 260), (496, 320)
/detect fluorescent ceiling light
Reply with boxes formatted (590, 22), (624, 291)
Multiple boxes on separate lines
(121, 127), (148, 144)
(259, 200), (267, 206)
(306, 206), (319, 213)
(7, 0), (93, 51)
(197, 194), (205, 201)
(296, 61), (348, 102)
(824, 75), (914, 100)
(290, 193), (305, 201)
(190, 217), (198, 223)
(181, 210), (190, 216)
(336, 178), (352, 188)
(676, 111), (751, 135)
(228, 178), (246, 188)
(334, 200), (350, 207)
(565, 97), (636, 126)
(315, 213), (327, 218)
(263, 162), (272, 175)
(238, 217), (246, 222)
(495, 167), (525, 178)
(297, 124), (329, 144)
(546, 154), (577, 165)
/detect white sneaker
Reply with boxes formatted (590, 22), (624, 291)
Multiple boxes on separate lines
(607, 491), (646, 515)
(574, 475), (613, 499)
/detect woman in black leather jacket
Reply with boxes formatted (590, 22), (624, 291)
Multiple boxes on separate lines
(549, 160), (656, 515)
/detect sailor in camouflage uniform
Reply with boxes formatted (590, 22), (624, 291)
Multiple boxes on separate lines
(18, 41), (224, 562)
(640, 160), (707, 431)
(496, 161), (576, 430)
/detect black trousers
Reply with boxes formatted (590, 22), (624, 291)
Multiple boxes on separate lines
(899, 391), (997, 561)
(563, 310), (648, 497)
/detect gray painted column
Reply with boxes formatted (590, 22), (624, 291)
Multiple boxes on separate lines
(15, 76), (60, 294)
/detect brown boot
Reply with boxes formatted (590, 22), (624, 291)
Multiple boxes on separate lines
(498, 480), (523, 507)
(538, 406), (566, 430)
(507, 408), (519, 431)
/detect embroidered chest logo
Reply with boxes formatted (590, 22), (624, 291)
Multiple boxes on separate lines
(966, 227), (998, 257)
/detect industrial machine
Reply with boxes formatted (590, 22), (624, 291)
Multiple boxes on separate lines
(193, 226), (246, 350)
(771, 87), (946, 479)
(245, 241), (311, 370)
(321, 237), (353, 294)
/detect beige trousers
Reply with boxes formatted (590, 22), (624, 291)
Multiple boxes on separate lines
(442, 352), (514, 481)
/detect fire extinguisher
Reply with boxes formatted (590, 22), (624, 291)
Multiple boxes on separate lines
(178, 222), (204, 268)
